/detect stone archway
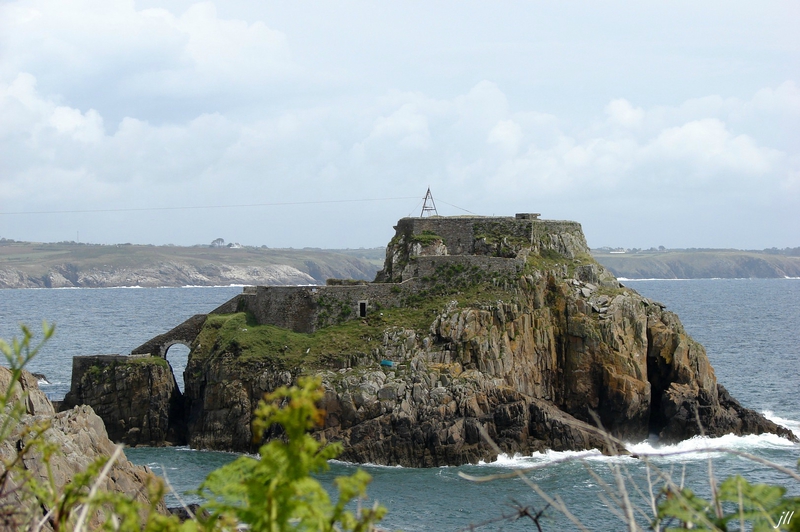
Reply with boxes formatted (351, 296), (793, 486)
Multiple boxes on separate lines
(164, 341), (191, 393)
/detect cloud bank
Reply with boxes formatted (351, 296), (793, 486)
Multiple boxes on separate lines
(1, 1), (797, 249)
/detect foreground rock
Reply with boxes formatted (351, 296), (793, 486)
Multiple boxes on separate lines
(65, 214), (797, 467)
(0, 367), (168, 528)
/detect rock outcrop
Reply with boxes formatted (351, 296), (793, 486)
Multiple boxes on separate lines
(64, 215), (798, 467)
(0, 367), (168, 528)
(61, 355), (185, 446)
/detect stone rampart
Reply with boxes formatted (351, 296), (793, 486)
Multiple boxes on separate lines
(392, 216), (587, 258)
(239, 284), (406, 333)
(406, 254), (526, 281)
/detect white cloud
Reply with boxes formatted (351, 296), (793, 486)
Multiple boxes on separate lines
(365, 104), (431, 150)
(749, 81), (800, 115)
(487, 120), (523, 154)
(605, 99), (644, 128)
(0, 0), (798, 250)
(0, 0), (292, 109)
(643, 119), (777, 178)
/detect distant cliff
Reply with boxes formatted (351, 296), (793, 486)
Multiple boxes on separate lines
(0, 241), (381, 288)
(593, 250), (800, 279)
(63, 215), (796, 467)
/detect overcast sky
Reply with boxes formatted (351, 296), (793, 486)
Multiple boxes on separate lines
(1, 1), (798, 249)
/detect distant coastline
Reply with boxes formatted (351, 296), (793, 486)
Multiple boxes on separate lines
(593, 249), (800, 280)
(2, 238), (799, 287)
(0, 239), (383, 289)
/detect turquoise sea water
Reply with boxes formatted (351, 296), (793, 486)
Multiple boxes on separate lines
(1, 280), (798, 530)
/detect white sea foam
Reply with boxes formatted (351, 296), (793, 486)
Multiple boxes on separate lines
(477, 449), (604, 469)
(763, 411), (800, 433)
(178, 284), (250, 289)
(331, 459), (406, 469)
(618, 278), (692, 282)
(472, 427), (798, 470)
(627, 431), (797, 462)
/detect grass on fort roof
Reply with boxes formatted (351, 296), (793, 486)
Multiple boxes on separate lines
(191, 283), (520, 369)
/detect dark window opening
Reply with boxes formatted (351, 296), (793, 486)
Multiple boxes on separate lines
(359, 301), (367, 317)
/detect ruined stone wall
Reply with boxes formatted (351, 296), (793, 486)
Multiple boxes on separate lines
(405, 255), (526, 281)
(393, 217), (480, 255)
(244, 286), (319, 334)
(239, 284), (407, 333)
(392, 216), (587, 258)
(530, 220), (590, 258)
(307, 284), (404, 329)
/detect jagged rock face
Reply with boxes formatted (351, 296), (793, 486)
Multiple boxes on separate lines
(183, 358), (294, 451)
(61, 356), (185, 446)
(0, 366), (55, 416)
(180, 266), (795, 465)
(0, 368), (168, 528)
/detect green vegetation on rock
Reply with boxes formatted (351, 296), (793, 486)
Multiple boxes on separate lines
(410, 230), (444, 246)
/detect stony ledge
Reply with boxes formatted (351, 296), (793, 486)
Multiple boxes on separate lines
(62, 215), (797, 467)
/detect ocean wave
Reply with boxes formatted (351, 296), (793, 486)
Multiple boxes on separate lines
(330, 459), (406, 469)
(626, 432), (797, 460)
(476, 449), (604, 469)
(470, 430), (798, 470)
(617, 278), (692, 282)
(763, 411), (800, 433)
(178, 284), (250, 289)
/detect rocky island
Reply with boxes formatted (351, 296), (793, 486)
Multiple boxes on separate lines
(61, 214), (796, 467)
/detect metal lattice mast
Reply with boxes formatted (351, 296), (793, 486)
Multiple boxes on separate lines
(420, 187), (439, 217)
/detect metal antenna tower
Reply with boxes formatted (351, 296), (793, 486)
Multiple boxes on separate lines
(419, 187), (439, 217)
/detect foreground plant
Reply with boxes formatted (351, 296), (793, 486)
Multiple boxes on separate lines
(198, 376), (386, 531)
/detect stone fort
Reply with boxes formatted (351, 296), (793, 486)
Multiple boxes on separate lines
(128, 214), (588, 357)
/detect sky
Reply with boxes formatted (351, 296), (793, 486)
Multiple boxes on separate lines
(1, 1), (798, 250)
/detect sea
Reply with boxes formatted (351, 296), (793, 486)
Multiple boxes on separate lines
(1, 279), (798, 531)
